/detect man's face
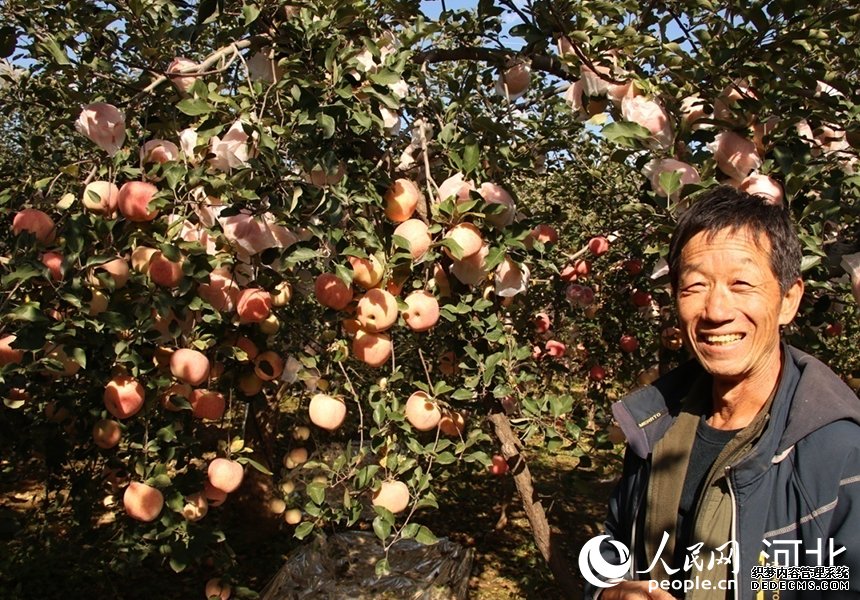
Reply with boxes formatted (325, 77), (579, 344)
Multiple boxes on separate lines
(675, 227), (803, 385)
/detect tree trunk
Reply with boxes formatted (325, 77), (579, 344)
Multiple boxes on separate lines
(488, 412), (581, 597)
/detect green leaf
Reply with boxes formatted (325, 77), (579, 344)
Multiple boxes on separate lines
(439, 238), (464, 261)
(237, 457), (273, 476)
(800, 255), (821, 272)
(374, 557), (390, 577)
(658, 170), (682, 198)
(286, 247), (320, 263)
(0, 27), (16, 59)
(472, 116), (507, 137)
(242, 3), (260, 26)
(355, 465), (380, 489)
(369, 69), (403, 85)
(164, 163), (186, 190)
(169, 557), (187, 573)
(414, 525), (438, 545)
(602, 121), (651, 143)
(400, 523), (420, 539)
(472, 299), (493, 312)
(294, 521), (314, 539)
(414, 496), (439, 510)
(343, 488), (352, 509)
(156, 426), (177, 442)
(159, 244), (182, 262)
(462, 140), (480, 173)
(434, 452), (456, 465)
(10, 304), (46, 322)
(196, 0), (221, 25)
(1, 265), (43, 286)
(451, 389), (473, 401)
(40, 37), (70, 65)
(318, 113), (336, 139)
(148, 473), (172, 487)
(307, 482), (325, 505)
(71, 347), (87, 369)
(484, 246), (506, 271)
(176, 98), (213, 116)
(549, 394), (573, 418)
(372, 515), (391, 540)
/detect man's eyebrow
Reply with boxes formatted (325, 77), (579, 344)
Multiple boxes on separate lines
(678, 262), (700, 275)
(679, 257), (757, 275)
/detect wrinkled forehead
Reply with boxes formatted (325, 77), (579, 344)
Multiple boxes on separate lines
(680, 225), (773, 257)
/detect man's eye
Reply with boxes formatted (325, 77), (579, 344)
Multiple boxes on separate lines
(733, 280), (752, 287)
(680, 282), (704, 293)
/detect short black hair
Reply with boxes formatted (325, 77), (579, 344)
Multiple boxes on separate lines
(668, 186), (802, 295)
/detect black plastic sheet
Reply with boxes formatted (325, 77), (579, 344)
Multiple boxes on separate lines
(261, 531), (473, 599)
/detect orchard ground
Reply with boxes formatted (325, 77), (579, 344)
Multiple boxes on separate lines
(0, 433), (617, 599)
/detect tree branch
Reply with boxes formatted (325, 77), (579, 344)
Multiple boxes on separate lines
(136, 37), (262, 97)
(413, 47), (571, 81)
(488, 412), (580, 597)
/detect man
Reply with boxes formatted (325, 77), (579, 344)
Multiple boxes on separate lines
(585, 186), (860, 599)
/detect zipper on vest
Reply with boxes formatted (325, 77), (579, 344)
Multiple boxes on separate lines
(725, 465), (740, 600)
(631, 495), (641, 577)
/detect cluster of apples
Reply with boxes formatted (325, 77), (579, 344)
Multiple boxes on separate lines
(101, 345), (250, 522)
(122, 456), (245, 524)
(404, 390), (466, 437)
(313, 178), (448, 368)
(530, 312), (566, 359)
(289, 388), (469, 516)
(365, 390), (468, 513)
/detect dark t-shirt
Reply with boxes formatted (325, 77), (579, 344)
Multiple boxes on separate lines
(670, 415), (740, 596)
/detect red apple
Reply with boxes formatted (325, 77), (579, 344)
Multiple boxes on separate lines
(93, 418), (122, 449)
(82, 181), (120, 215)
(623, 258), (643, 276)
(631, 289), (652, 308)
(12, 209), (56, 244)
(148, 252), (184, 287)
(825, 322), (843, 337)
(545, 340), (566, 357)
(589, 365), (606, 382)
(169, 348), (210, 386)
(190, 389), (226, 420)
(587, 236), (610, 256)
(41, 252), (64, 281)
(208, 458), (244, 493)
(402, 291), (440, 332)
(533, 312), (551, 333)
(314, 274), (354, 310)
(356, 288), (399, 332)
(123, 482), (164, 522)
(489, 454), (508, 476)
(619, 335), (639, 353)
(117, 181), (159, 222)
(103, 375), (145, 419)
(0, 334), (24, 366)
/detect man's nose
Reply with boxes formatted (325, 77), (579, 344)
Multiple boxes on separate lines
(702, 285), (734, 323)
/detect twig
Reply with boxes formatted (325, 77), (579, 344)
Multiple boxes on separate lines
(82, 164), (99, 186)
(137, 38), (258, 97)
(337, 360), (365, 454)
(417, 348), (434, 391)
(414, 46), (569, 81)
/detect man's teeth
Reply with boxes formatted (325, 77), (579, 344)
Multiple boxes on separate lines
(703, 334), (743, 344)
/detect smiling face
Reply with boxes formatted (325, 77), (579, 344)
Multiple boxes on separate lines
(676, 227), (803, 390)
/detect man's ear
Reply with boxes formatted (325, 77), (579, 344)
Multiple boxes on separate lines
(778, 278), (804, 326)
